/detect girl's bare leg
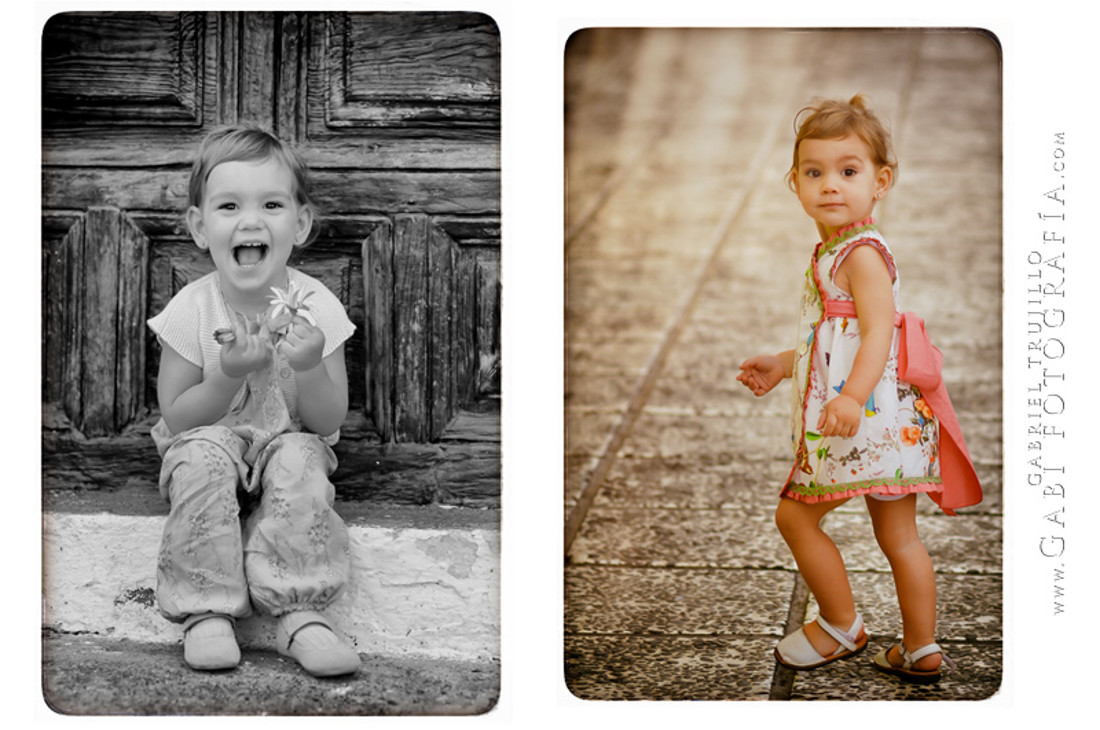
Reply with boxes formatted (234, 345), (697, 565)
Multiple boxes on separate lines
(865, 494), (941, 671)
(774, 495), (857, 655)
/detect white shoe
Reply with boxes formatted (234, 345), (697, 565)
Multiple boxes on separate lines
(774, 614), (867, 670)
(872, 642), (955, 684)
(276, 610), (361, 677)
(182, 614), (240, 671)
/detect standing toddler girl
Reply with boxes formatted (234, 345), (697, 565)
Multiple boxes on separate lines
(737, 95), (981, 683)
(148, 125), (361, 676)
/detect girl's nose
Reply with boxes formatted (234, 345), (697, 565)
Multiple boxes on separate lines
(238, 207), (262, 227)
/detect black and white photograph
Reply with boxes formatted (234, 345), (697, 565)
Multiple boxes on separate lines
(39, 10), (501, 716)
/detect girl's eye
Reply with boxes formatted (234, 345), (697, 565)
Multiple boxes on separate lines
(218, 202), (238, 211)
(265, 201), (285, 210)
(843, 168), (858, 177)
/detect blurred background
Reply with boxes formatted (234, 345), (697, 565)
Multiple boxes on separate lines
(563, 27), (1002, 700)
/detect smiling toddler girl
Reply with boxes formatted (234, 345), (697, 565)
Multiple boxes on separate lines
(147, 125), (360, 677)
(738, 95), (982, 683)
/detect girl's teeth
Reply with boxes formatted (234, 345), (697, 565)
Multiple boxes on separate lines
(234, 244), (266, 266)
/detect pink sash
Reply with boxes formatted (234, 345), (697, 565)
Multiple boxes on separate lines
(822, 300), (983, 515)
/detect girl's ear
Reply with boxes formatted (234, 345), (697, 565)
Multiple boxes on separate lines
(294, 207), (314, 247)
(874, 166), (893, 201)
(185, 206), (207, 249)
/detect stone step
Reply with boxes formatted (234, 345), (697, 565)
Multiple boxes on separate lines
(43, 500), (500, 663)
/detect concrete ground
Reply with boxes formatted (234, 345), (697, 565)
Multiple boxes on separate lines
(564, 28), (1003, 701)
(41, 484), (500, 715)
(42, 633), (498, 716)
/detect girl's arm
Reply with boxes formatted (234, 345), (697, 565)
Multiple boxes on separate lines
(278, 316), (349, 436)
(292, 346), (350, 437)
(819, 245), (895, 437)
(157, 315), (272, 434)
(157, 344), (246, 435)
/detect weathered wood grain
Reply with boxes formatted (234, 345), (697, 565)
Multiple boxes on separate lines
(80, 209), (123, 436)
(239, 13), (277, 127)
(475, 248), (501, 396)
(393, 214), (431, 441)
(365, 220), (394, 439)
(42, 420), (501, 507)
(453, 247), (478, 406)
(42, 133), (500, 170)
(42, 11), (203, 125)
(317, 12), (499, 128)
(115, 214), (149, 430)
(61, 218), (85, 424)
(42, 169), (500, 217)
(276, 12), (305, 141)
(441, 409), (501, 443)
(428, 223), (455, 438)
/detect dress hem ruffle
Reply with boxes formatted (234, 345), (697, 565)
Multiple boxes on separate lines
(781, 479), (943, 505)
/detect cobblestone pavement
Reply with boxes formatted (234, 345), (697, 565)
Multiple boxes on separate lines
(564, 28), (1002, 701)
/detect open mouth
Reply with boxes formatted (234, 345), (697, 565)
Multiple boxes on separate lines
(233, 242), (269, 267)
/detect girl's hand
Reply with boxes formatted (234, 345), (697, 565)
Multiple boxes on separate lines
(818, 393), (862, 438)
(220, 313), (271, 379)
(737, 355), (785, 396)
(278, 315), (326, 372)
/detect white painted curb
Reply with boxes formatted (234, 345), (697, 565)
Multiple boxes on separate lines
(42, 513), (500, 662)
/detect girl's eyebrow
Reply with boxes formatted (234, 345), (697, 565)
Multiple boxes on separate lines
(800, 154), (866, 167)
(800, 155), (866, 170)
(208, 188), (294, 200)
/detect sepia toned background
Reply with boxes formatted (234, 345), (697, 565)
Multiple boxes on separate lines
(564, 27), (1002, 700)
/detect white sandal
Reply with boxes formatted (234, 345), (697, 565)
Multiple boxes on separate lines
(872, 642), (956, 684)
(774, 613), (867, 670)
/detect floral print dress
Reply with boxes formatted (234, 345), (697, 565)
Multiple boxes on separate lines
(783, 219), (943, 503)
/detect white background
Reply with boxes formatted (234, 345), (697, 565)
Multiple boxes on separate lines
(14, 1), (1098, 727)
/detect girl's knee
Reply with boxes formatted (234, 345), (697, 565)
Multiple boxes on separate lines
(872, 521), (924, 557)
(164, 426), (242, 473)
(774, 498), (814, 538)
(163, 428), (244, 503)
(267, 433), (333, 471)
(261, 434), (337, 500)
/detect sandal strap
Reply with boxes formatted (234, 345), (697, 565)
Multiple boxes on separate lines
(904, 642), (957, 672)
(905, 642), (941, 664)
(817, 614), (863, 653)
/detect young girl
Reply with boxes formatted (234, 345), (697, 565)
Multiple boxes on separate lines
(737, 95), (981, 683)
(147, 125), (361, 677)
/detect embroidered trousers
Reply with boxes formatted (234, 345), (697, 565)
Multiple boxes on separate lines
(154, 425), (350, 622)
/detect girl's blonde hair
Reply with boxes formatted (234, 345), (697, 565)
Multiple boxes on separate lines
(785, 94), (898, 191)
(188, 124), (321, 244)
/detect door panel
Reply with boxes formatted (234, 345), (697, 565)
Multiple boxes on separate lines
(42, 12), (205, 127)
(42, 10), (501, 501)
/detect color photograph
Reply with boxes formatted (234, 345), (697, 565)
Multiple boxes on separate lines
(565, 27), (1002, 701)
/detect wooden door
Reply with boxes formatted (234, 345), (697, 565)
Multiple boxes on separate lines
(42, 11), (501, 504)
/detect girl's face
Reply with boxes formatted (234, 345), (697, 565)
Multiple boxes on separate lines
(793, 134), (892, 240)
(187, 156), (312, 311)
